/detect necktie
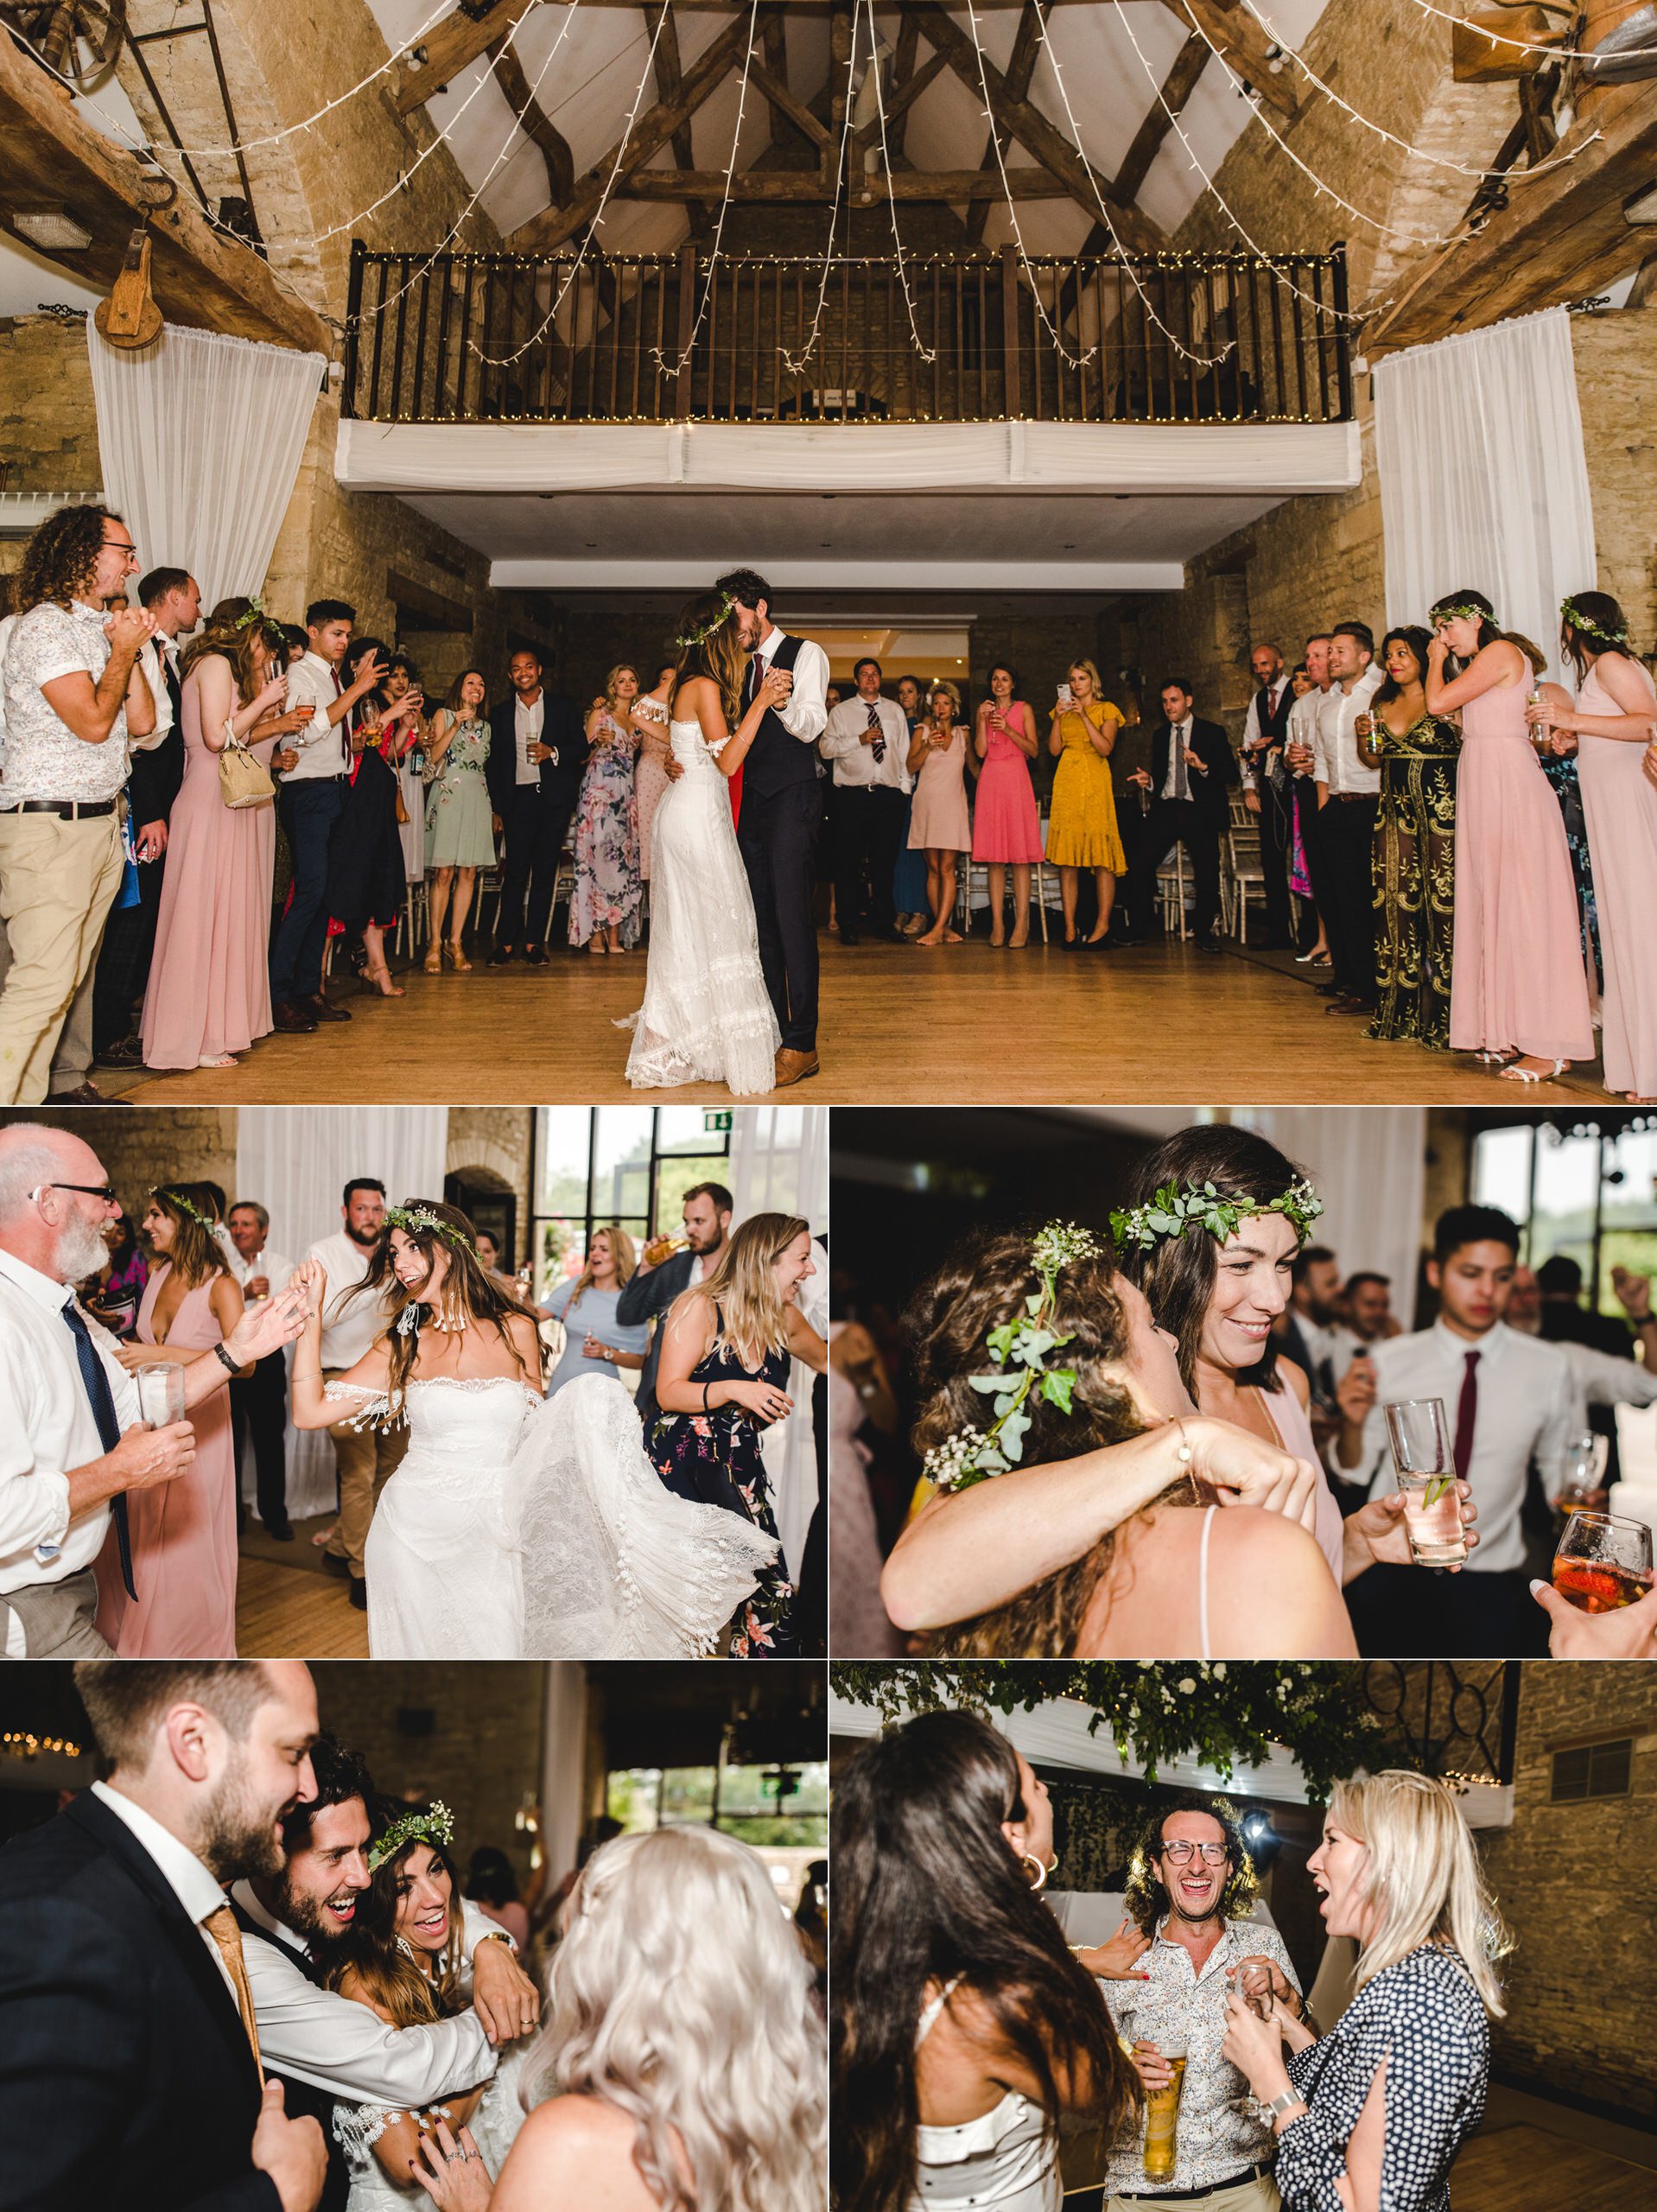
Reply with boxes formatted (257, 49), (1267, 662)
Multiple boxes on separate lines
(203, 1904), (264, 2079)
(61, 1303), (135, 1599)
(1452, 1349), (1480, 1480)
(1173, 723), (1189, 801)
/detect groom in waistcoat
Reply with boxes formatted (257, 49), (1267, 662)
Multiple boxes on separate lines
(1238, 641), (1298, 951)
(714, 569), (830, 1088)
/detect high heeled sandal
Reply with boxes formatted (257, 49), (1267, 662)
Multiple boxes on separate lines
(445, 943), (472, 973)
(1499, 1058), (1566, 1084)
(422, 948), (442, 976)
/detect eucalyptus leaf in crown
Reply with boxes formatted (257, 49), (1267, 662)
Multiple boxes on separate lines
(368, 1798), (454, 1872)
(672, 593), (735, 650)
(384, 1204), (472, 1253)
(1559, 595), (1630, 650)
(1109, 1177), (1323, 1254)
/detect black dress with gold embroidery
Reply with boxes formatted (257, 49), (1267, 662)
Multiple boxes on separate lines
(1368, 711), (1459, 1050)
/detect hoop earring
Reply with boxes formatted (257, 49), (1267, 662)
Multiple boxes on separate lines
(1021, 1852), (1050, 1892)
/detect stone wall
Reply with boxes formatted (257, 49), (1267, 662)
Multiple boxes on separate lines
(448, 1108), (535, 1270)
(1572, 313), (1657, 644)
(0, 318), (102, 500)
(1, 1106), (239, 1221)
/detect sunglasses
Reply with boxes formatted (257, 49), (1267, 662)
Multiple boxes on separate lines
(30, 1181), (118, 1205)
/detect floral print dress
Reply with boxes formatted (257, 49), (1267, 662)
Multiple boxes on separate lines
(568, 710), (641, 947)
(648, 1315), (797, 1656)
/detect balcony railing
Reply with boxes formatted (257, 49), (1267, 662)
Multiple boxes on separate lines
(343, 242), (1352, 429)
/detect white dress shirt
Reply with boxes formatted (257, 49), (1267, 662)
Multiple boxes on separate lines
(821, 695), (914, 791)
(226, 1244), (297, 1299)
(1286, 685), (1325, 775)
(1546, 1338), (1657, 1429)
(92, 1780), (242, 2005)
(0, 1247), (141, 1654)
(229, 1880), (499, 2104)
(1349, 1320), (1575, 1573)
(751, 626), (828, 747)
(132, 636), (175, 753)
(513, 692), (544, 785)
(1312, 663), (1384, 796)
(0, 599), (131, 804)
(1240, 675), (1292, 791)
(283, 650), (347, 781)
(306, 1232), (390, 1370)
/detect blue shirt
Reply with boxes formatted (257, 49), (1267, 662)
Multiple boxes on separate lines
(543, 1282), (650, 1398)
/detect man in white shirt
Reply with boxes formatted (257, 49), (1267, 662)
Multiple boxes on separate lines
(228, 1198), (299, 1544)
(0, 1657), (329, 2210)
(0, 505), (156, 1105)
(0, 1122), (308, 1656)
(1336, 1204), (1572, 1656)
(310, 1178), (406, 1606)
(1284, 634), (1334, 969)
(821, 657), (912, 950)
(270, 599), (384, 1036)
(1310, 620), (1385, 1017)
(483, 647), (587, 964)
(1237, 640), (1297, 950)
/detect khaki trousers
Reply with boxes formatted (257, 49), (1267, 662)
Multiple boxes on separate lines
(0, 1568), (113, 1657)
(322, 1368), (410, 1580)
(0, 810), (122, 1105)
(1109, 2174), (1280, 2212)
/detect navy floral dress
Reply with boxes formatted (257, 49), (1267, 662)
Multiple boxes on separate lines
(649, 1313), (797, 1657)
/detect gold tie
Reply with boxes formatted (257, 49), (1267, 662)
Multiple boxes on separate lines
(203, 1904), (264, 2081)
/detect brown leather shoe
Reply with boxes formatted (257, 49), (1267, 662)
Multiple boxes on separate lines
(304, 991), (352, 1023)
(272, 1000), (319, 1033)
(773, 1047), (820, 1088)
(46, 1082), (130, 1105)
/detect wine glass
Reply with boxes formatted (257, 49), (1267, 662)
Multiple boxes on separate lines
(1552, 1511), (1654, 1614)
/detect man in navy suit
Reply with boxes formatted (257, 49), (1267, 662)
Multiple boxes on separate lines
(1119, 679), (1240, 954)
(0, 1657), (327, 2212)
(615, 1179), (734, 1441)
(484, 646), (587, 964)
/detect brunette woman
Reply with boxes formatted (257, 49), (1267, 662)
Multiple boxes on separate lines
(570, 664), (648, 954)
(422, 668), (494, 973)
(1355, 626), (1458, 1050)
(328, 637), (418, 998)
(906, 683), (973, 948)
(971, 661), (1043, 948)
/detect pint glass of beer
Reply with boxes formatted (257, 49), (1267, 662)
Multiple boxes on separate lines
(1140, 2033), (1189, 2181)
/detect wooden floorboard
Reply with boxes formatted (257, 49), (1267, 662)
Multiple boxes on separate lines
(235, 1548), (368, 1657)
(1451, 2124), (1657, 2211)
(124, 938), (1612, 1106)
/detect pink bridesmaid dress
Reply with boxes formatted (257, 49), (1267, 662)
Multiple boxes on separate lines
(140, 664), (280, 1069)
(971, 708), (1044, 864)
(1449, 678), (1593, 1064)
(95, 1265), (239, 1656)
(1575, 657), (1657, 1097)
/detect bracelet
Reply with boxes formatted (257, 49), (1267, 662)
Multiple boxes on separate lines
(1168, 1417), (1194, 1468)
(1265, 2089), (1303, 2122)
(295, 1369), (323, 1384)
(213, 1343), (238, 1375)
(703, 1381), (714, 1413)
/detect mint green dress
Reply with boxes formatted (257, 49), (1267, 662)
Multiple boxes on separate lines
(424, 719), (495, 868)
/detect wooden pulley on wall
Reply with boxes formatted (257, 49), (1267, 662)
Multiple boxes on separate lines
(94, 226), (163, 350)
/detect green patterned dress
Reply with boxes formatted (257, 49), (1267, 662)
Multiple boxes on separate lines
(1368, 709), (1459, 1049)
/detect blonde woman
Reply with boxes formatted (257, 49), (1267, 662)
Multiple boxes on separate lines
(1045, 658), (1127, 948)
(1222, 1770), (1502, 2212)
(905, 683), (972, 949)
(650, 1211), (825, 1655)
(621, 594), (789, 1095)
(541, 1226), (650, 1397)
(571, 664), (649, 954)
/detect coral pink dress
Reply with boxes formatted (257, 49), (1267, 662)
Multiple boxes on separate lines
(140, 663), (279, 1068)
(1576, 657), (1657, 1096)
(972, 707), (1044, 864)
(1448, 677), (1593, 1063)
(908, 726), (973, 850)
(95, 1266), (240, 1656)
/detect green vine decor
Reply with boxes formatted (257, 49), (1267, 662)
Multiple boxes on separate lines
(830, 1662), (1405, 1807)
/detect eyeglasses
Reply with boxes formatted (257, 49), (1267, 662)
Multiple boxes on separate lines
(1160, 1841), (1230, 1865)
(29, 1182), (118, 1205)
(105, 540), (138, 558)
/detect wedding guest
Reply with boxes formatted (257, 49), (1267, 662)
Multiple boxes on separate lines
(906, 681), (972, 949)
(1222, 1771), (1501, 2212)
(0, 1127), (307, 1656)
(488, 1827), (824, 2212)
(1310, 621), (1385, 1014)
(0, 1659), (329, 2212)
(832, 1708), (1142, 2212)
(140, 598), (307, 1070)
(1237, 639), (1298, 949)
(473, 1228), (517, 1293)
(280, 624), (308, 665)
(1528, 591), (1657, 1103)
(824, 682), (843, 713)
(614, 1180), (733, 1428)
(1045, 658), (1126, 948)
(0, 505), (155, 1104)
(971, 660), (1043, 949)
(822, 658), (912, 945)
(569, 664), (645, 955)
(541, 1225), (650, 1397)
(892, 672), (931, 933)
(1426, 589), (1593, 1083)
(1526, 664), (1604, 1007)
(422, 668), (493, 974)
(309, 1178), (407, 1611)
(1285, 635), (1334, 967)
(485, 648), (587, 966)
(227, 1198), (297, 1542)
(85, 1206), (148, 1336)
(327, 639), (416, 1000)
(1355, 625), (1458, 1051)
(270, 599), (384, 1035)
(465, 1847), (530, 1950)
(382, 652), (429, 890)
(634, 658), (676, 886)
(1336, 1203), (1573, 1656)
(650, 1211), (824, 1656)
(1119, 680), (1236, 955)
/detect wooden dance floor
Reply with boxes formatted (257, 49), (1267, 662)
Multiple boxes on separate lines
(125, 934), (1613, 1107)
(235, 1516), (367, 1657)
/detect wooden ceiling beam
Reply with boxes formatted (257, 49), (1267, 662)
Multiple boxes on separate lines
(824, 0), (854, 187)
(389, 0), (538, 114)
(759, 6), (791, 143)
(886, 6), (921, 158)
(965, 0), (1038, 246)
(748, 52), (830, 145)
(850, 44), (950, 149)
(1158, 0), (1298, 121)
(613, 164), (1078, 198)
(1114, 31), (1208, 204)
(489, 32), (575, 206)
(641, 1), (710, 233)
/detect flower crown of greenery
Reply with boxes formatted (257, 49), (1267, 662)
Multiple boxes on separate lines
(1109, 1176), (1324, 1253)
(922, 1222), (1101, 1496)
(232, 596), (267, 631)
(368, 1799), (454, 1872)
(672, 592), (735, 651)
(155, 1186), (213, 1227)
(1431, 600), (1492, 627)
(384, 1204), (472, 1254)
(1559, 596), (1629, 649)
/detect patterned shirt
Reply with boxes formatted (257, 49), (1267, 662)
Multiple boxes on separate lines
(1101, 1915), (1301, 2197)
(0, 600), (130, 804)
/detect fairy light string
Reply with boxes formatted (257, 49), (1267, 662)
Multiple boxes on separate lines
(780, 2), (866, 377)
(864, 0), (937, 364)
(651, 0), (762, 378)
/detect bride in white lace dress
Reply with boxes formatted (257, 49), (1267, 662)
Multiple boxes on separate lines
(620, 593), (787, 1095)
(289, 1201), (777, 1660)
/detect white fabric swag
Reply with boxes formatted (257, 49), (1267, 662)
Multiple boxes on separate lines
(1374, 307), (1596, 684)
(1241, 1107), (1428, 1338)
(87, 322), (324, 608)
(234, 1106), (450, 1522)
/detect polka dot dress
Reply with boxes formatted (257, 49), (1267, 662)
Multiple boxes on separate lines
(1279, 1944), (1489, 2211)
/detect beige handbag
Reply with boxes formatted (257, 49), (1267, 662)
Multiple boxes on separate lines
(219, 719), (275, 810)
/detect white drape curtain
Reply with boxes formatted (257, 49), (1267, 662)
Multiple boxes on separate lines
(235, 1107), (449, 1520)
(1374, 307), (1595, 683)
(87, 323), (324, 607)
(1238, 1108), (1428, 1331)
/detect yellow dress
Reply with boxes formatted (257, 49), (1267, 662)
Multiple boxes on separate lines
(1045, 702), (1127, 870)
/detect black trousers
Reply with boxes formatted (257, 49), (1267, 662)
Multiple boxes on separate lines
(1254, 771), (1298, 946)
(1317, 794), (1379, 1001)
(230, 1351), (289, 1529)
(496, 788), (575, 948)
(830, 782), (906, 941)
(90, 855), (164, 1053)
(1345, 1563), (1544, 1659)
(1124, 798), (1222, 940)
(739, 779), (823, 1053)
(270, 779), (346, 1001)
